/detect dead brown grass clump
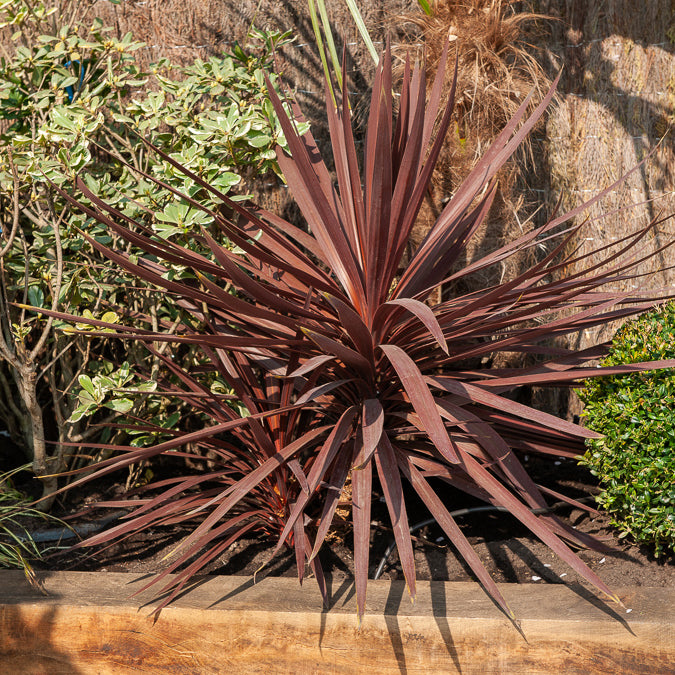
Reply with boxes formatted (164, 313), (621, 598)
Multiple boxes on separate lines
(410, 0), (551, 161)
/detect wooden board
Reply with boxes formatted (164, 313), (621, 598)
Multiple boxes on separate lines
(0, 571), (673, 674)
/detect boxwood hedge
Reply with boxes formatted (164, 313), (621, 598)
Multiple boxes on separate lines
(580, 301), (675, 557)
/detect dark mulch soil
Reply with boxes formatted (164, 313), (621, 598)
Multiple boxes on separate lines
(10, 451), (672, 593)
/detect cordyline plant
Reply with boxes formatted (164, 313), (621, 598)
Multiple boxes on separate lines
(36, 41), (675, 621)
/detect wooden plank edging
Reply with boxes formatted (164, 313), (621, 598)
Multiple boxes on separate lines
(0, 570), (672, 674)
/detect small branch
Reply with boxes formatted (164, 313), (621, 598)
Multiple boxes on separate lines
(0, 151), (22, 258)
(67, 411), (119, 444)
(29, 191), (65, 361)
(48, 359), (74, 472)
(17, 226), (30, 326)
(38, 336), (77, 383)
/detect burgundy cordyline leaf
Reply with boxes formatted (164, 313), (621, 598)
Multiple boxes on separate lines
(380, 344), (460, 463)
(45, 36), (675, 620)
(374, 435), (416, 602)
(397, 453), (514, 619)
(356, 398), (384, 469)
(352, 451), (373, 623)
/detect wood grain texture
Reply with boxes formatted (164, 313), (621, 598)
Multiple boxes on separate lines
(0, 571), (673, 674)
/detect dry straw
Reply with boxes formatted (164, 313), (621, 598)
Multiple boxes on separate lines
(541, 0), (675, 349)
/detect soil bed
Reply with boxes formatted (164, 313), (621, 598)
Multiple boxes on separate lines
(14, 452), (673, 593)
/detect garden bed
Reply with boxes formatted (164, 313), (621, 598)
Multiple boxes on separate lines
(25, 453), (673, 591)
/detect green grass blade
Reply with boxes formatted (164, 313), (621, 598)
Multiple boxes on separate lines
(417, 0), (433, 17)
(308, 0), (337, 105)
(316, 0), (343, 91)
(345, 0), (380, 65)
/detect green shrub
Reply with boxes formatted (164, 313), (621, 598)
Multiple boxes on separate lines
(580, 301), (675, 557)
(0, 0), (296, 502)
